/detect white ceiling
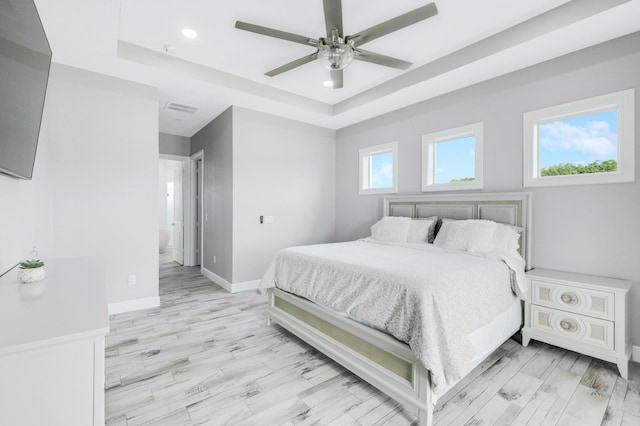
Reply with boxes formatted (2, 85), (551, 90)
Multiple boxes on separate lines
(35, 0), (640, 137)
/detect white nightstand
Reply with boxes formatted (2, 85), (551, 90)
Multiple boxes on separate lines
(522, 268), (631, 379)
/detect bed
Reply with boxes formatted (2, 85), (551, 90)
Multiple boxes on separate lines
(260, 192), (532, 426)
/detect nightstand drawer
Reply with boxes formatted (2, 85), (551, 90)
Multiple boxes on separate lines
(531, 279), (614, 320)
(530, 305), (614, 350)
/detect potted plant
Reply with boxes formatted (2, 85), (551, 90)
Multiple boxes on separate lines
(18, 259), (46, 283)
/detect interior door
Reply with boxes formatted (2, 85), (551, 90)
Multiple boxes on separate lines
(172, 162), (184, 265)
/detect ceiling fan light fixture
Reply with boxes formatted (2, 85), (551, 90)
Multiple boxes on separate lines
(318, 41), (354, 70)
(235, 1), (438, 86)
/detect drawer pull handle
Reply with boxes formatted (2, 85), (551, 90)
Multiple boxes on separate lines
(560, 292), (579, 305)
(560, 319), (578, 332)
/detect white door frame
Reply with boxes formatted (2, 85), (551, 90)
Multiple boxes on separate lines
(160, 154), (192, 265)
(170, 160), (184, 265)
(190, 150), (204, 267)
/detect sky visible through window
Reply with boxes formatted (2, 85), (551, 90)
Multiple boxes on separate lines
(434, 136), (475, 184)
(539, 109), (618, 170)
(370, 151), (393, 188)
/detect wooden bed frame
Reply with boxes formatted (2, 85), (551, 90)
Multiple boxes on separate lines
(266, 192), (532, 425)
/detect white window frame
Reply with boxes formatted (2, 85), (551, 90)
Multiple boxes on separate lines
(421, 122), (483, 192)
(359, 141), (398, 195)
(523, 89), (635, 188)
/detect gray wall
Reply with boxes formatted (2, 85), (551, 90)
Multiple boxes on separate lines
(190, 107), (234, 282)
(336, 33), (640, 346)
(191, 106), (336, 284)
(0, 63), (159, 305)
(159, 132), (191, 157)
(232, 107), (336, 282)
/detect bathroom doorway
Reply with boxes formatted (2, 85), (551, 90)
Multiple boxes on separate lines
(159, 153), (200, 267)
(159, 157), (185, 265)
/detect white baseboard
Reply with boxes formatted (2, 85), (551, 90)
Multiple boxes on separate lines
(233, 279), (260, 292)
(633, 345), (640, 363)
(201, 267), (232, 291)
(201, 267), (259, 293)
(108, 296), (160, 315)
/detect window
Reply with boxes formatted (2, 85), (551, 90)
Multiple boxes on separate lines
(359, 141), (398, 195)
(422, 123), (483, 192)
(524, 89), (635, 187)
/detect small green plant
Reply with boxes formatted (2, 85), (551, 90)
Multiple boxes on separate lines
(19, 259), (45, 269)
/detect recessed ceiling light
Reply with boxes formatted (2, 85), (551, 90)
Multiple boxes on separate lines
(323, 80), (333, 87)
(181, 28), (197, 39)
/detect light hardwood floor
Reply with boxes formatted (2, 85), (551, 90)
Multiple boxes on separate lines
(105, 259), (640, 425)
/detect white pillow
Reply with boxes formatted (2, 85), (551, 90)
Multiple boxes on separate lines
(492, 223), (523, 253)
(407, 217), (437, 243)
(441, 220), (498, 252)
(370, 216), (412, 242)
(433, 218), (457, 247)
(435, 219), (523, 254)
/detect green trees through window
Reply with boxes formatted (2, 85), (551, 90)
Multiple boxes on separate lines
(540, 159), (617, 176)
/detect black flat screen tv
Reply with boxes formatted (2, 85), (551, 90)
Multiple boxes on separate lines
(0, 0), (52, 180)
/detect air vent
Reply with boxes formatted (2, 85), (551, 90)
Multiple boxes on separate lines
(165, 102), (199, 115)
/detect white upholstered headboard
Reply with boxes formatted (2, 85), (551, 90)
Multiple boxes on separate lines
(384, 192), (532, 269)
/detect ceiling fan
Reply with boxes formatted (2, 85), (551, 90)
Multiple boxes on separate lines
(235, 0), (438, 89)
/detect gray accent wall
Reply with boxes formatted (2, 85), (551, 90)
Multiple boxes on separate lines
(159, 132), (191, 157)
(191, 106), (336, 284)
(191, 107), (234, 282)
(335, 33), (640, 346)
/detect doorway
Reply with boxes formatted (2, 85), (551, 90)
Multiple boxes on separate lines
(159, 152), (202, 267)
(159, 158), (185, 265)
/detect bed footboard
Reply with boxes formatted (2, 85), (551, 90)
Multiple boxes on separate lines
(267, 288), (434, 426)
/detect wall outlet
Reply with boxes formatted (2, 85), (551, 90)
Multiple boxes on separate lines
(260, 215), (274, 224)
(213, 255), (217, 264)
(127, 274), (136, 286)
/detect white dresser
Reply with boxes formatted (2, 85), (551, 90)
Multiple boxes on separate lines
(522, 268), (631, 378)
(0, 257), (109, 425)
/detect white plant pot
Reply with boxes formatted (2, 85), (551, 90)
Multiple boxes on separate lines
(19, 280), (46, 299)
(18, 267), (46, 283)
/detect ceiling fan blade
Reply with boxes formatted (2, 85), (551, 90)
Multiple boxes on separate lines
(330, 69), (343, 89)
(235, 21), (317, 47)
(349, 2), (438, 46)
(354, 49), (412, 70)
(265, 52), (319, 77)
(323, 0), (343, 37)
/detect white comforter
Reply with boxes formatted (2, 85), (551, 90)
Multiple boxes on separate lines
(260, 239), (526, 395)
